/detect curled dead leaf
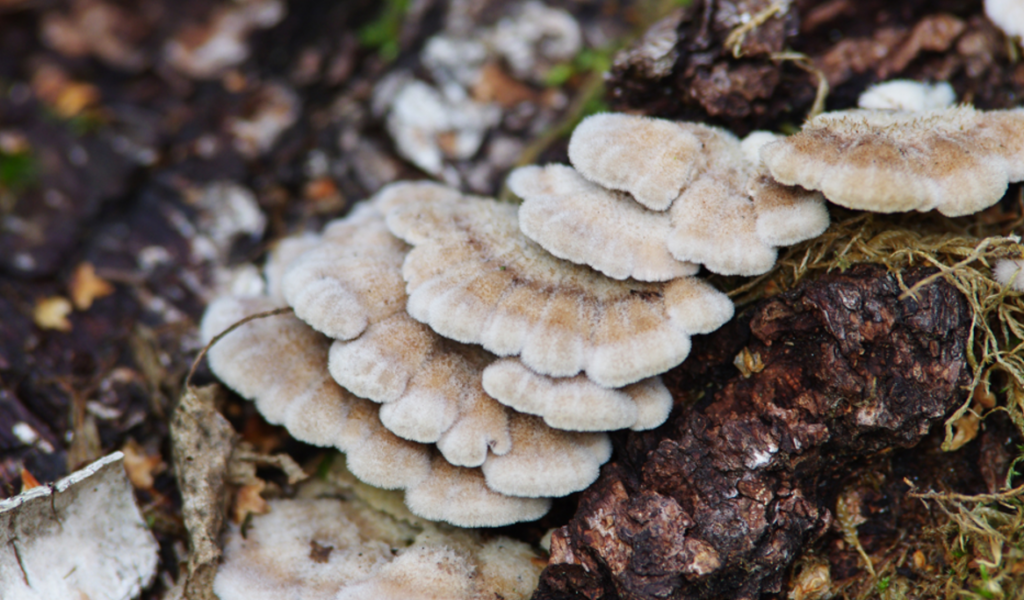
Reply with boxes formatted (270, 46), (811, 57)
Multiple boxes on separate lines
(233, 479), (270, 523)
(122, 438), (166, 490)
(70, 262), (115, 310)
(33, 296), (73, 331)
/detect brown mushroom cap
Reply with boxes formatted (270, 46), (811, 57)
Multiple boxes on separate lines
(760, 107), (1024, 217)
(383, 189), (734, 387)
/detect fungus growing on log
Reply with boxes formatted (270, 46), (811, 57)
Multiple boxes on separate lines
(759, 106), (1024, 216)
(382, 184), (734, 387)
(533, 265), (972, 600)
(200, 294), (551, 526)
(509, 113), (829, 279)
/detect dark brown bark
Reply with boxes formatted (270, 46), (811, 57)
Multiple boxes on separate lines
(533, 264), (972, 600)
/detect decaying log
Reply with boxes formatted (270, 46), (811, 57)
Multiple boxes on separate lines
(534, 264), (971, 600)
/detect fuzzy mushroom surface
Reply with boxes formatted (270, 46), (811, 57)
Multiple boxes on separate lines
(214, 497), (543, 600)
(382, 185), (734, 387)
(200, 294), (550, 526)
(510, 118), (828, 278)
(760, 106), (1024, 217)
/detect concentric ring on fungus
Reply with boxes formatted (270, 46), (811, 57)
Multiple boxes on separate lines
(200, 294), (551, 527)
(382, 184), (735, 388)
(509, 115), (830, 279)
(759, 106), (1024, 217)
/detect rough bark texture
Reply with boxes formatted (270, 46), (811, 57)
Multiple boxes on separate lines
(533, 264), (972, 600)
(607, 0), (1024, 132)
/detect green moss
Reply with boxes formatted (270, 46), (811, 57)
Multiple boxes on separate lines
(0, 150), (38, 193)
(358, 0), (410, 63)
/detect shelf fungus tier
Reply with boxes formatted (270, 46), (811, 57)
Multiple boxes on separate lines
(759, 106), (1024, 217)
(200, 295), (550, 527)
(510, 114), (830, 280)
(275, 206), (613, 492)
(326, 311), (614, 497)
(381, 185), (735, 388)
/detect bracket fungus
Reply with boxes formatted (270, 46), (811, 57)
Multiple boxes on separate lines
(510, 113), (830, 279)
(200, 164), (741, 524)
(200, 294), (551, 526)
(759, 106), (1024, 216)
(382, 183), (734, 387)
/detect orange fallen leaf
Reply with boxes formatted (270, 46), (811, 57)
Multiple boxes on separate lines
(33, 296), (73, 331)
(55, 81), (101, 118)
(20, 468), (42, 492)
(472, 62), (538, 108)
(233, 479), (270, 523)
(121, 439), (166, 491)
(70, 262), (115, 310)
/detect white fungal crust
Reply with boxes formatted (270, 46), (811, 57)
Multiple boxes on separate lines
(994, 259), (1024, 291)
(481, 358), (672, 431)
(985, 0), (1024, 39)
(264, 232), (320, 301)
(384, 193), (734, 388)
(214, 498), (544, 600)
(857, 80), (956, 111)
(200, 295), (550, 527)
(508, 164), (699, 281)
(213, 498), (405, 600)
(568, 112), (705, 211)
(760, 106), (1024, 217)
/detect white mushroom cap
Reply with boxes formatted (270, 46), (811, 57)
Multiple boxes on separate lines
(746, 172), (831, 247)
(281, 205), (409, 340)
(481, 414), (611, 497)
(857, 80), (956, 111)
(568, 112), (705, 211)
(760, 106), (1024, 217)
(200, 295), (552, 526)
(263, 232), (320, 301)
(384, 191), (734, 387)
(668, 169), (779, 276)
(508, 164), (699, 281)
(482, 358), (672, 431)
(985, 0), (1024, 39)
(404, 457), (550, 526)
(329, 313), (512, 467)
(200, 295), (430, 490)
(994, 258), (1024, 291)
(328, 313), (612, 494)
(741, 131), (831, 247)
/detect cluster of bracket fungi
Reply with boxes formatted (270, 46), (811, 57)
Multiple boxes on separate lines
(202, 83), (1024, 529)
